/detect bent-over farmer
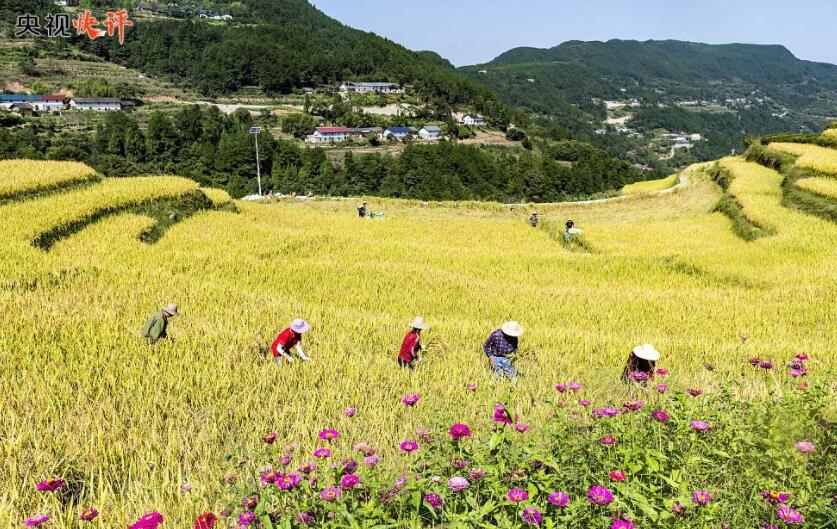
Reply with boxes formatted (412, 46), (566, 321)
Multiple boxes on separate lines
(621, 343), (661, 383)
(483, 321), (524, 378)
(272, 318), (311, 363)
(142, 303), (178, 344)
(528, 212), (539, 228)
(358, 201), (367, 218)
(397, 317), (429, 370)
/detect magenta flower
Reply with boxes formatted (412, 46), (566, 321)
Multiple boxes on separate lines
(278, 454), (293, 466)
(260, 432), (277, 444)
(775, 507), (804, 524)
(567, 381), (582, 391)
(623, 400), (644, 411)
(340, 474), (360, 489)
(592, 407), (620, 418)
(609, 470), (626, 481)
(402, 394), (421, 407)
(795, 353), (809, 361)
(795, 441), (815, 453)
(761, 490), (790, 505)
(468, 468), (486, 481)
(297, 461), (317, 474)
(555, 383), (567, 392)
(671, 504), (685, 515)
(507, 488), (529, 503)
(493, 404), (513, 424)
(24, 514), (49, 527)
(79, 508), (99, 522)
(296, 512), (314, 525)
(690, 420), (711, 432)
(612, 520), (635, 529)
(344, 407), (357, 417)
(521, 507), (542, 525)
(749, 356), (762, 366)
(579, 399), (592, 406)
(628, 370), (648, 381)
(37, 477), (66, 492)
(452, 459), (470, 470)
(276, 473), (302, 490)
(515, 423), (529, 433)
(129, 512), (164, 529)
(313, 448), (331, 459)
(239, 511), (256, 526)
(319, 429), (339, 441)
(320, 487), (341, 502)
(759, 360), (774, 370)
(651, 410), (670, 422)
(400, 440), (419, 454)
(655, 368), (670, 376)
(687, 387), (703, 397)
(656, 383), (668, 394)
(691, 491), (712, 506)
(241, 496), (259, 510)
(788, 368), (806, 378)
(548, 491), (570, 506)
(466, 383), (478, 392)
(363, 455), (380, 468)
(340, 459), (358, 474)
(588, 485), (614, 505)
(423, 492), (444, 510)
(448, 476), (470, 492)
(449, 423), (472, 440)
(600, 436), (617, 446)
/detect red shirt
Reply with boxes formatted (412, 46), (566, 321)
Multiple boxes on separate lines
(398, 330), (421, 363)
(272, 328), (301, 357)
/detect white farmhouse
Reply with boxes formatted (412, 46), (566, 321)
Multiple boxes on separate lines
(460, 114), (485, 126)
(305, 127), (351, 144)
(69, 98), (122, 111)
(418, 125), (442, 141)
(339, 82), (404, 94)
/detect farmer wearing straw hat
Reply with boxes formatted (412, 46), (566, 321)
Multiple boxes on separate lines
(142, 303), (178, 344)
(483, 321), (524, 378)
(397, 317), (429, 370)
(621, 343), (661, 383)
(272, 318), (311, 364)
(528, 212), (539, 228)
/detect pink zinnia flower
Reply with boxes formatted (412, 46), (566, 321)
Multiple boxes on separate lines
(344, 407), (357, 417)
(320, 487), (341, 502)
(193, 512), (216, 529)
(579, 399), (592, 406)
(671, 504), (685, 515)
(759, 360), (774, 370)
(690, 420), (711, 432)
(609, 470), (626, 481)
(424, 492), (444, 510)
(278, 454), (293, 466)
(129, 512), (164, 529)
(795, 354), (809, 361)
(448, 476), (470, 492)
(468, 468), (486, 481)
(521, 507), (542, 525)
(655, 368), (670, 376)
(687, 388), (703, 397)
(239, 511), (256, 526)
(588, 485), (614, 505)
(652, 410), (670, 422)
(276, 473), (302, 490)
(452, 459), (470, 470)
(775, 507), (804, 524)
(466, 383), (478, 391)
(623, 400), (644, 411)
(611, 520), (635, 529)
(297, 461), (317, 474)
(600, 436), (617, 446)
(507, 488), (529, 503)
(363, 455), (380, 468)
(241, 496), (258, 510)
(691, 490), (712, 506)
(761, 490), (790, 505)
(79, 508), (99, 522)
(37, 477), (66, 492)
(24, 514), (49, 527)
(628, 370), (648, 381)
(795, 441), (815, 453)
(656, 383), (668, 394)
(319, 429), (339, 441)
(296, 512), (314, 525)
(567, 381), (582, 391)
(402, 394), (420, 407)
(400, 440), (419, 453)
(515, 423), (529, 433)
(313, 448), (331, 459)
(449, 423), (472, 440)
(548, 491), (570, 506)
(340, 474), (360, 489)
(260, 432), (277, 444)
(180, 483), (192, 494)
(592, 407), (620, 418)
(493, 404), (513, 424)
(555, 384), (567, 392)
(749, 356), (762, 366)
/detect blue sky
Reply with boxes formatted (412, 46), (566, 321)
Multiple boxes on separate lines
(312, 0), (837, 66)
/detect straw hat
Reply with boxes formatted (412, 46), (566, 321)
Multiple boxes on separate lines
(632, 343), (661, 361)
(162, 303), (178, 317)
(290, 318), (311, 334)
(409, 317), (429, 330)
(501, 321), (524, 337)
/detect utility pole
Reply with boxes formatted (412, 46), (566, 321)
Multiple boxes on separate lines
(249, 127), (262, 196)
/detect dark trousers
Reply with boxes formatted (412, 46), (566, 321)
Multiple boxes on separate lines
(397, 358), (414, 370)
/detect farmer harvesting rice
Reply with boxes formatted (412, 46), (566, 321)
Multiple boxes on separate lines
(141, 303), (178, 344)
(272, 318), (311, 363)
(528, 212), (539, 228)
(621, 343), (661, 383)
(483, 321), (524, 378)
(397, 317), (429, 370)
(358, 201), (367, 218)
(563, 219), (583, 243)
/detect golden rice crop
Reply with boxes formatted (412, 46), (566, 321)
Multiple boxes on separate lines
(0, 160), (98, 199)
(796, 176), (837, 199)
(200, 187), (232, 207)
(822, 128), (837, 138)
(621, 174), (679, 195)
(767, 141), (837, 174)
(0, 160), (835, 527)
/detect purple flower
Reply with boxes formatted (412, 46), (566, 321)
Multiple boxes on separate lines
(493, 404), (513, 424)
(749, 356), (762, 366)
(579, 399), (592, 406)
(655, 368), (670, 376)
(687, 387), (703, 397)
(515, 423), (529, 433)
(691, 490), (712, 506)
(363, 455), (380, 468)
(400, 440), (419, 454)
(761, 490), (790, 505)
(448, 476), (470, 492)
(775, 507), (804, 524)
(37, 477), (66, 492)
(129, 512), (164, 529)
(611, 520), (635, 529)
(320, 487), (341, 502)
(24, 514), (49, 527)
(449, 423), (472, 440)
(451, 459), (470, 470)
(468, 468), (486, 481)
(690, 420), (711, 432)
(592, 407), (620, 418)
(344, 407), (357, 417)
(671, 504), (685, 516)
(555, 383), (567, 392)
(567, 381), (582, 391)
(600, 436), (617, 446)
(340, 474), (360, 489)
(521, 507), (542, 525)
(628, 371), (648, 381)
(762, 525), (779, 529)
(402, 394), (420, 407)
(795, 353), (809, 361)
(466, 383), (478, 392)
(508, 488), (529, 503)
(424, 492), (444, 510)
(79, 508), (98, 522)
(276, 473), (301, 490)
(238, 511), (256, 526)
(795, 441), (815, 453)
(588, 485), (614, 505)
(759, 360), (774, 370)
(278, 454), (293, 466)
(241, 496), (259, 510)
(548, 491), (570, 507)
(313, 448), (332, 459)
(318, 429), (339, 441)
(260, 432), (277, 444)
(609, 470), (626, 481)
(652, 410), (670, 422)
(623, 400), (644, 412)
(296, 512), (314, 525)
(656, 383), (668, 394)
(297, 461), (317, 474)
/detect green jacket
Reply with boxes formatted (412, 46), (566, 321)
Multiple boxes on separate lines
(142, 310), (169, 344)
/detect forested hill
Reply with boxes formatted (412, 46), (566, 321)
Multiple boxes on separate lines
(64, 0), (499, 112)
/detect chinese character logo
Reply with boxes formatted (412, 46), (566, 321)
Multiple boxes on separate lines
(103, 10), (134, 45)
(15, 14), (41, 37)
(72, 11), (106, 40)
